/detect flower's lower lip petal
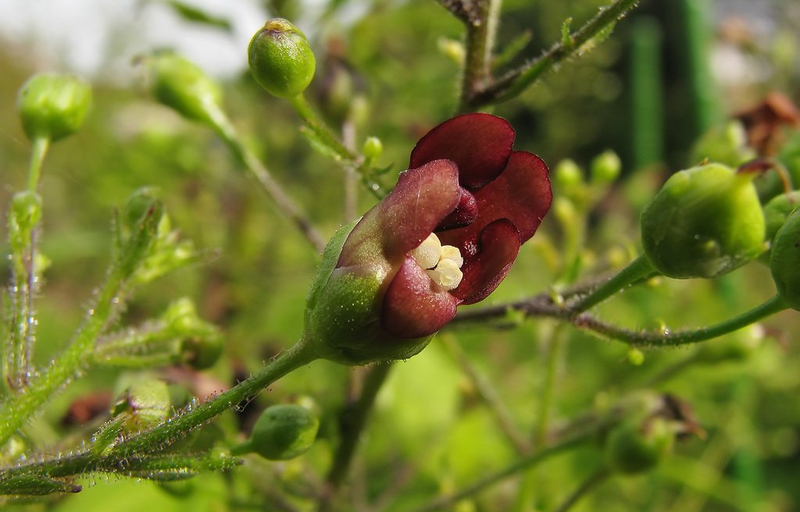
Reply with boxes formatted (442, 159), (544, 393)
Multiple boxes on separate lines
(382, 256), (459, 338)
(451, 219), (521, 305)
(409, 113), (515, 189)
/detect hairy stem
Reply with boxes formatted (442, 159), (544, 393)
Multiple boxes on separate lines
(208, 106), (326, 253)
(468, 0), (641, 108)
(459, 0), (493, 112)
(109, 338), (318, 457)
(569, 255), (656, 315)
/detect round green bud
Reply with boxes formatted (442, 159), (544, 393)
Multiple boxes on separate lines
(604, 418), (673, 475)
(248, 18), (316, 99)
(17, 73), (92, 142)
(640, 163), (766, 279)
(112, 380), (171, 432)
(362, 136), (383, 161)
(147, 52), (224, 126)
(590, 150), (622, 185)
(553, 159), (584, 190)
(239, 404), (319, 460)
(770, 208), (800, 310)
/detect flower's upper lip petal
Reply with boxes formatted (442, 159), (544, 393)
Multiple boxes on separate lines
(450, 219), (521, 305)
(439, 151), (552, 252)
(382, 255), (459, 338)
(409, 113), (515, 189)
(337, 159), (461, 268)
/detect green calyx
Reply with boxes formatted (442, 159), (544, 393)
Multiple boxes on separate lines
(248, 18), (316, 99)
(303, 221), (432, 366)
(770, 207), (800, 310)
(147, 52), (224, 126)
(17, 73), (92, 142)
(112, 380), (172, 433)
(762, 191), (800, 260)
(641, 163), (766, 279)
(235, 404), (319, 460)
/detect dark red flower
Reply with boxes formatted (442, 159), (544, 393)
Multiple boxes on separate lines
(304, 113), (551, 364)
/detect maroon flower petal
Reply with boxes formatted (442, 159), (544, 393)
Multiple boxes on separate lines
(338, 159), (462, 268)
(409, 113), (515, 189)
(436, 188), (478, 230)
(439, 151), (551, 257)
(382, 256), (459, 338)
(451, 220), (521, 305)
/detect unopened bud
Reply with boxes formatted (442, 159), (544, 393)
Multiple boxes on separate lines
(590, 150), (622, 185)
(233, 404), (319, 460)
(147, 52), (224, 127)
(112, 380), (171, 432)
(17, 73), (91, 142)
(248, 18), (316, 99)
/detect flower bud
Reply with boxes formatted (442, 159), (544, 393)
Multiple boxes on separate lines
(553, 159), (584, 190)
(234, 404), (319, 460)
(362, 136), (383, 161)
(770, 207), (800, 310)
(640, 163), (766, 278)
(112, 380), (171, 433)
(590, 150), (621, 185)
(122, 187), (162, 232)
(763, 191), (800, 249)
(17, 73), (91, 142)
(248, 18), (316, 99)
(604, 417), (673, 474)
(147, 52), (224, 126)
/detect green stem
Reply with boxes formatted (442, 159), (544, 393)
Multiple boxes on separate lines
(553, 467), (611, 512)
(109, 338), (318, 457)
(27, 137), (50, 192)
(570, 254), (655, 315)
(207, 107), (326, 253)
(575, 295), (788, 346)
(0, 260), (127, 446)
(459, 0), (492, 112)
(288, 94), (359, 163)
(322, 363), (393, 505)
(411, 432), (592, 512)
(469, 0), (641, 108)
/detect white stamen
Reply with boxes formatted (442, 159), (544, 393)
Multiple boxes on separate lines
(410, 233), (442, 270)
(426, 259), (463, 291)
(439, 245), (463, 268)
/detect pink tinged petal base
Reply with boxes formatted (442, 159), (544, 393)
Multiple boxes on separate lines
(382, 256), (459, 338)
(451, 219), (521, 305)
(337, 159), (462, 269)
(410, 113), (515, 189)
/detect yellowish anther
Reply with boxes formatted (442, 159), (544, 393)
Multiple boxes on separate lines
(410, 233), (442, 270)
(426, 258), (463, 291)
(439, 245), (463, 267)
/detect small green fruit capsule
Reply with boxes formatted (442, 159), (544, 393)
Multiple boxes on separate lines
(147, 52), (224, 126)
(590, 150), (621, 185)
(362, 136), (383, 161)
(605, 418), (673, 474)
(640, 163), (766, 278)
(238, 404), (319, 460)
(770, 208), (800, 310)
(113, 380), (171, 432)
(17, 74), (91, 142)
(248, 18), (316, 99)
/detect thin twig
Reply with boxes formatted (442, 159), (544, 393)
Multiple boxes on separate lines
(467, 0), (641, 108)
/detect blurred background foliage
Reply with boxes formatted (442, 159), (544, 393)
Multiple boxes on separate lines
(1, 0), (800, 510)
